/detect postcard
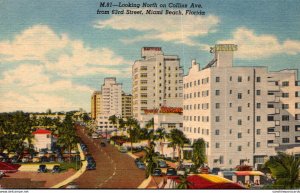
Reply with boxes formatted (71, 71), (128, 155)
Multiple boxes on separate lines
(0, 0), (299, 191)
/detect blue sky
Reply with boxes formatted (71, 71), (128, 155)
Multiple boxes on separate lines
(0, 0), (299, 112)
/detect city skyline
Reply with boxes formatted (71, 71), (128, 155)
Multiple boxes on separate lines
(1, 0), (300, 112)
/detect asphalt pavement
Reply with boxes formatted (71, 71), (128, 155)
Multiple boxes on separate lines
(74, 125), (145, 189)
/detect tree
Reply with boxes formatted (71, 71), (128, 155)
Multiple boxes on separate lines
(145, 118), (154, 130)
(167, 129), (189, 162)
(192, 138), (206, 168)
(265, 152), (300, 189)
(108, 115), (118, 130)
(126, 117), (140, 153)
(155, 128), (166, 156)
(143, 142), (158, 178)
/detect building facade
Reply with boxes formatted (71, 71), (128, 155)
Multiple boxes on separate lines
(92, 77), (123, 131)
(183, 44), (300, 169)
(122, 92), (133, 118)
(132, 47), (184, 127)
(91, 91), (102, 119)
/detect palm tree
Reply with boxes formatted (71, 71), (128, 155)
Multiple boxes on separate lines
(192, 138), (206, 168)
(167, 129), (189, 162)
(145, 129), (155, 147)
(143, 143), (158, 178)
(145, 118), (154, 130)
(155, 128), (166, 156)
(265, 152), (300, 189)
(108, 115), (118, 130)
(126, 117), (140, 153)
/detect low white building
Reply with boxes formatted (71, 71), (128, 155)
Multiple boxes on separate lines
(32, 129), (57, 151)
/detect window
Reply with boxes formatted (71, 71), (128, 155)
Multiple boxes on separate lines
(216, 103), (220, 109)
(296, 114), (300, 120)
(229, 103), (232, 108)
(268, 104), (274, 108)
(238, 133), (242, 138)
(295, 103), (300, 109)
(282, 126), (289, 132)
(215, 130), (220, 135)
(238, 76), (242, 82)
(282, 93), (289, 98)
(256, 77), (261, 82)
(282, 115), (289, 121)
(282, 138), (290, 143)
(296, 91), (300, 97)
(229, 90), (232, 94)
(229, 142), (232, 147)
(256, 129), (261, 135)
(216, 77), (220, 82)
(282, 104), (289, 109)
(256, 142), (261, 148)
(238, 93), (242, 99)
(230, 76), (232, 81)
(296, 125), (300, 131)
(268, 127), (275, 132)
(215, 90), (220, 96)
(238, 106), (242, 112)
(256, 90), (261, 95)
(282, 81), (289, 86)
(216, 143), (220, 148)
(238, 119), (242, 125)
(256, 103), (261, 109)
(268, 116), (274, 121)
(257, 116), (261, 122)
(229, 129), (232, 134)
(296, 136), (300, 143)
(238, 146), (242, 151)
(215, 116), (220, 122)
(248, 76), (250, 81)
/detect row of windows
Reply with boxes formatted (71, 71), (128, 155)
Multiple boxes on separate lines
(184, 90), (263, 99)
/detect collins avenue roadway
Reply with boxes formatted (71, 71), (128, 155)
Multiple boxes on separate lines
(74, 125), (145, 189)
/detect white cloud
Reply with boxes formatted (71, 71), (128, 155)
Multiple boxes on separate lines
(218, 27), (300, 59)
(0, 64), (93, 112)
(0, 25), (131, 77)
(94, 14), (220, 46)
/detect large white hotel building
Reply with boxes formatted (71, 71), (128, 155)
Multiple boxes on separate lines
(132, 47), (184, 127)
(183, 44), (300, 169)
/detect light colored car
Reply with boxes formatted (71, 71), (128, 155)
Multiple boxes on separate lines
(118, 146), (128, 153)
(32, 157), (40, 163)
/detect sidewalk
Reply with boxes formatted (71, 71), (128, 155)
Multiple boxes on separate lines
(51, 143), (87, 188)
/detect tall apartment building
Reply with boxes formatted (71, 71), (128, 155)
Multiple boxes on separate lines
(91, 91), (102, 119)
(132, 47), (184, 126)
(91, 77), (123, 131)
(122, 92), (133, 118)
(183, 44), (300, 169)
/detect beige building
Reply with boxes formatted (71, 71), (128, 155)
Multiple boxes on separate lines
(122, 92), (133, 118)
(183, 44), (300, 169)
(132, 47), (184, 127)
(91, 91), (102, 120)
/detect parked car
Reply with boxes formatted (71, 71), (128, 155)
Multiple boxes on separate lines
(40, 156), (49, 163)
(136, 162), (146, 170)
(11, 156), (19, 163)
(158, 160), (168, 168)
(176, 165), (186, 176)
(38, 152), (45, 157)
(152, 168), (162, 176)
(32, 157), (40, 163)
(118, 146), (128, 153)
(52, 165), (61, 173)
(86, 161), (96, 170)
(166, 168), (177, 176)
(21, 157), (29, 163)
(49, 155), (56, 162)
(38, 165), (47, 173)
(66, 182), (79, 189)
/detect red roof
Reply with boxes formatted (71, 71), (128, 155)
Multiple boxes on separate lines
(32, 129), (52, 135)
(0, 162), (21, 173)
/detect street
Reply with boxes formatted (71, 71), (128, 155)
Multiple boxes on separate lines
(74, 125), (145, 188)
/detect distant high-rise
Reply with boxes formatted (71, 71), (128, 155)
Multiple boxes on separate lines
(91, 91), (102, 120)
(122, 92), (133, 118)
(132, 47), (184, 126)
